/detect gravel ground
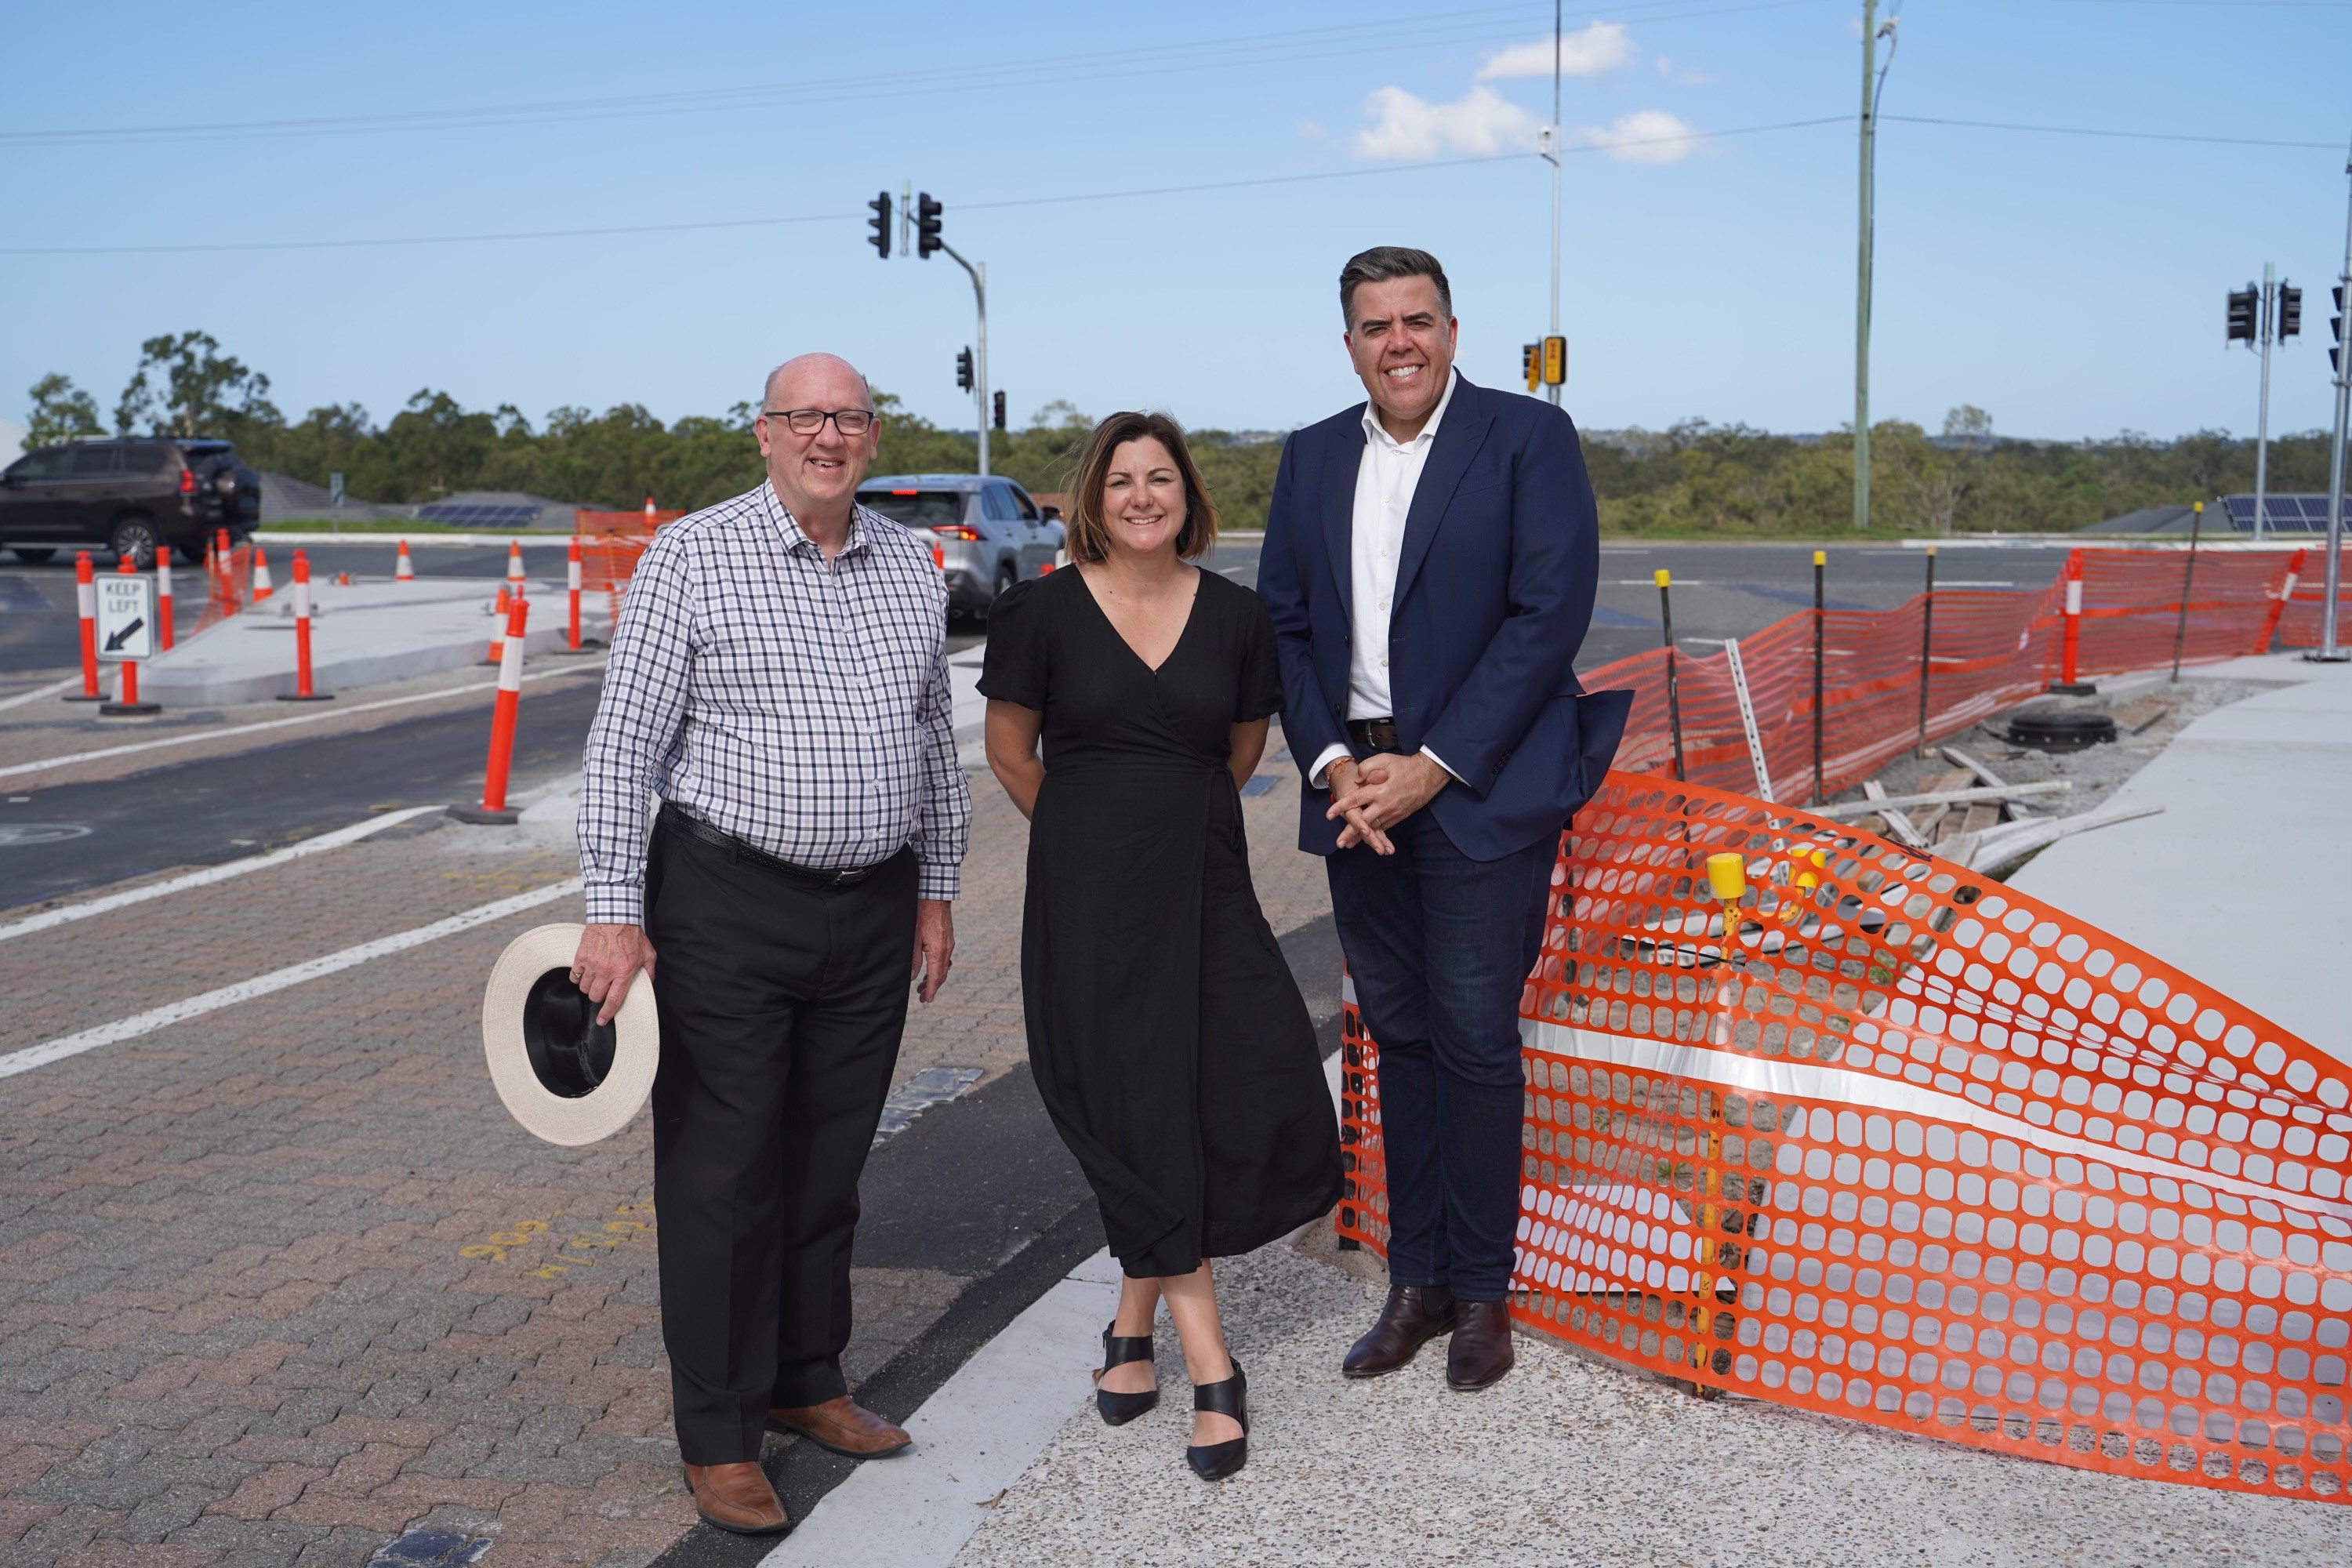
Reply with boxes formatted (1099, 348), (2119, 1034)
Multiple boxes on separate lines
(1827, 671), (2287, 875)
(953, 1232), (2352, 1568)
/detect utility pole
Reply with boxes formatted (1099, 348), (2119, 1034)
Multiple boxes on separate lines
(2314, 140), (2352, 663)
(1853, 1), (1884, 531)
(1548, 0), (1563, 407)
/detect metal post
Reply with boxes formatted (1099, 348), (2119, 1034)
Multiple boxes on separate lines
(1657, 568), (1686, 781)
(2170, 501), (2204, 684)
(898, 179), (911, 260)
(1548, 0), (1563, 408)
(2314, 138), (2352, 664)
(2255, 262), (2276, 544)
(1813, 549), (1826, 804)
(1915, 545), (1936, 757)
(938, 241), (990, 476)
(1853, 0), (1878, 532)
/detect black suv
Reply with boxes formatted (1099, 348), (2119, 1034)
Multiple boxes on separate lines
(0, 437), (261, 565)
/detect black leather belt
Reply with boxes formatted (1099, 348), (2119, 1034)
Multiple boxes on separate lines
(1347, 717), (1401, 754)
(660, 805), (892, 888)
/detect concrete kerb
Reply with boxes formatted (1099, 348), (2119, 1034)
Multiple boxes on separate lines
(143, 577), (612, 707)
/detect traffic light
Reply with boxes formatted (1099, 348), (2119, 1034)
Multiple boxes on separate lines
(916, 192), (944, 259)
(1522, 343), (1540, 392)
(993, 390), (1006, 430)
(2227, 285), (2259, 345)
(956, 347), (974, 392)
(2332, 285), (2345, 372)
(2278, 285), (2301, 340)
(866, 191), (891, 260)
(1542, 335), (1567, 387)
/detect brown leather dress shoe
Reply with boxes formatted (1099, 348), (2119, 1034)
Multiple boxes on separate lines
(766, 1395), (913, 1459)
(682, 1461), (789, 1535)
(1342, 1284), (1457, 1379)
(1446, 1300), (1517, 1390)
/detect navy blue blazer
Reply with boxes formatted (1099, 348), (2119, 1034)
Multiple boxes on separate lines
(1258, 374), (1617, 860)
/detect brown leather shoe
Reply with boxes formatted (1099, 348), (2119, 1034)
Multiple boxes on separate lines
(1342, 1284), (1457, 1379)
(1446, 1300), (1517, 1391)
(682, 1461), (789, 1535)
(766, 1396), (913, 1459)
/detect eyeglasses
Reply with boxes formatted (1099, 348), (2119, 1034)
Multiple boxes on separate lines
(763, 408), (878, 437)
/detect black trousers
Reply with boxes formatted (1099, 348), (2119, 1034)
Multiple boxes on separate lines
(644, 811), (917, 1465)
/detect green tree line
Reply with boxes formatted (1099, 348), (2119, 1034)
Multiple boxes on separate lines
(22, 334), (2336, 535)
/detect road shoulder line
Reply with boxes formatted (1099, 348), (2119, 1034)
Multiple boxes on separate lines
(0, 804), (442, 940)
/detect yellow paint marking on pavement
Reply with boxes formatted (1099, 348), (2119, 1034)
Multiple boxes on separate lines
(0, 877), (583, 1080)
(0, 805), (443, 943)
(0, 658), (607, 782)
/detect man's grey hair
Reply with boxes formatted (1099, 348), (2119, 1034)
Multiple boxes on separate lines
(1339, 246), (1452, 328)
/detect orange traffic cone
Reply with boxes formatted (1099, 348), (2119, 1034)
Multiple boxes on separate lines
(506, 539), (525, 584)
(485, 583), (510, 665)
(252, 545), (275, 601)
(394, 539), (415, 582)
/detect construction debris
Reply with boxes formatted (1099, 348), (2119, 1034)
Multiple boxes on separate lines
(1813, 780), (2072, 819)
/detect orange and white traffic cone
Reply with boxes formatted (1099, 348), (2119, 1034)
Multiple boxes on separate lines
(450, 595), (530, 824)
(215, 528), (238, 615)
(394, 539), (416, 582)
(2052, 550), (2094, 695)
(485, 583), (511, 665)
(644, 495), (657, 524)
(561, 536), (586, 654)
(506, 539), (525, 586)
(155, 543), (175, 652)
(278, 550), (333, 702)
(67, 550), (102, 702)
(251, 544), (275, 602)
(100, 552), (160, 717)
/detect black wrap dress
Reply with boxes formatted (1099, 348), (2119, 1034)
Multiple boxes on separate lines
(979, 567), (1342, 1279)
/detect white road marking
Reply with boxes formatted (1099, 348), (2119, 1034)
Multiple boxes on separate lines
(0, 877), (583, 1080)
(0, 659), (605, 782)
(0, 679), (74, 714)
(0, 805), (442, 943)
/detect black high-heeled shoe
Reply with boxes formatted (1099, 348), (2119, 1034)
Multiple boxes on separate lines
(1094, 1323), (1159, 1426)
(1185, 1361), (1248, 1482)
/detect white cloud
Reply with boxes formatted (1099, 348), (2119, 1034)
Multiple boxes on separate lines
(1353, 85), (1543, 161)
(1477, 22), (1634, 81)
(1573, 109), (1702, 165)
(1298, 118), (1326, 140)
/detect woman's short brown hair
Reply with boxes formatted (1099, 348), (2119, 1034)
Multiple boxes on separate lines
(1064, 411), (1220, 564)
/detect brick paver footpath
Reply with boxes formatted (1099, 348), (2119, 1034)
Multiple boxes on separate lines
(0, 757), (1330, 1566)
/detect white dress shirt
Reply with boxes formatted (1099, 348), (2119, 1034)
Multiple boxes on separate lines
(1310, 368), (1462, 790)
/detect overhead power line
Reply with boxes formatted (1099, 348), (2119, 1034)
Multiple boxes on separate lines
(0, 0), (1822, 149)
(0, 119), (1853, 258)
(1881, 113), (2343, 151)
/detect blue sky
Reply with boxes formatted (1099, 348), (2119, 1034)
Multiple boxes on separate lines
(3, 0), (2349, 445)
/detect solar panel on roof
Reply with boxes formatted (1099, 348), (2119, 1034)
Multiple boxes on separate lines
(416, 503), (543, 528)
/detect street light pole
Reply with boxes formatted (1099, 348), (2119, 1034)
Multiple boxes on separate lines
(938, 242), (990, 477)
(2253, 262), (2276, 544)
(2313, 140), (2352, 662)
(1853, 0), (1878, 530)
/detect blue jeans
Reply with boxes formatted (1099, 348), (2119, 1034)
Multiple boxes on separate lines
(1327, 811), (1553, 1301)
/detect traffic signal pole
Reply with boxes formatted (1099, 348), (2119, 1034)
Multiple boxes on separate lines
(2255, 263), (2276, 544)
(2313, 140), (2352, 663)
(937, 242), (989, 477)
(1546, 0), (1563, 408)
(1853, 0), (1878, 531)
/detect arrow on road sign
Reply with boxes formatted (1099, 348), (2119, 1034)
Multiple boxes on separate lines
(103, 618), (146, 654)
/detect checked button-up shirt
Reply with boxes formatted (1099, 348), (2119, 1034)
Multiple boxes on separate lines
(579, 481), (972, 924)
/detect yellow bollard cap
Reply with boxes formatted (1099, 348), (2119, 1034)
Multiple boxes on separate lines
(1813, 550), (1826, 566)
(1654, 568), (1671, 587)
(1705, 851), (1747, 901)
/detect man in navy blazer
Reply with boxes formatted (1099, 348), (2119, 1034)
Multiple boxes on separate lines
(1258, 246), (1611, 1391)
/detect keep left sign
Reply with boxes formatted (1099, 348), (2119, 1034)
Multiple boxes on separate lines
(96, 575), (158, 662)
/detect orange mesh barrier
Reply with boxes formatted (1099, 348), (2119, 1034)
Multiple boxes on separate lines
(190, 543), (253, 636)
(1336, 774), (2352, 1499)
(2277, 546), (2352, 649)
(576, 510), (684, 622)
(1578, 548), (2300, 802)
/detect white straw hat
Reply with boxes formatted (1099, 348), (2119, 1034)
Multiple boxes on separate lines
(481, 922), (659, 1145)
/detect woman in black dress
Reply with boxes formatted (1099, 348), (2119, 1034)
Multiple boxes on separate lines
(980, 412), (1341, 1482)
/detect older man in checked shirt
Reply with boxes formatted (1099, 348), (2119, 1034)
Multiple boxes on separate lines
(572, 352), (971, 1537)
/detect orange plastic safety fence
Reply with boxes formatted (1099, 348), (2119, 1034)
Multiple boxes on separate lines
(1578, 549), (2299, 800)
(190, 544), (253, 636)
(575, 510), (684, 622)
(1335, 772), (2352, 1500)
(2277, 546), (2352, 649)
